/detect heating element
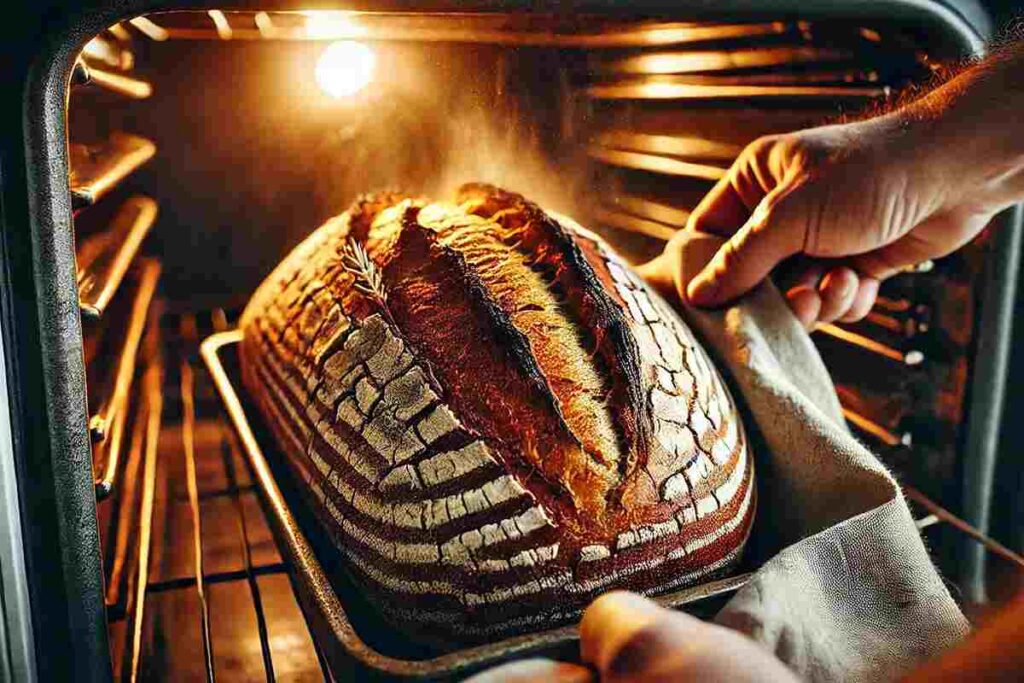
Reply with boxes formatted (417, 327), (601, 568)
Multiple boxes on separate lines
(1, 1), (1022, 681)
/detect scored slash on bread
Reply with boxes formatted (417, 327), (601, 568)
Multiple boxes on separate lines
(239, 185), (755, 642)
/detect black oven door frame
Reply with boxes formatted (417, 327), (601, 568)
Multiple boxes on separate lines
(0, 1), (1001, 680)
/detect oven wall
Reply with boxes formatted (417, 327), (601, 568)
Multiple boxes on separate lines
(87, 38), (585, 312)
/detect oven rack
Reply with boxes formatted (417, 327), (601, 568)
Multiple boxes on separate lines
(73, 59), (154, 100)
(130, 13), (804, 47)
(70, 131), (156, 211)
(89, 258), (161, 500)
(77, 196), (159, 319)
(88, 306), (1023, 681)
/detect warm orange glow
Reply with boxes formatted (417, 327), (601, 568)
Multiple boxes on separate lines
(315, 41), (375, 98)
(304, 11), (365, 40)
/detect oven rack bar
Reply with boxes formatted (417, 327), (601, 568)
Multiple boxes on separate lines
(120, 337), (164, 683)
(101, 375), (148, 611)
(91, 259), (161, 499)
(77, 196), (158, 319)
(179, 350), (215, 682)
(595, 131), (742, 163)
(585, 80), (887, 100)
(588, 146), (727, 181)
(904, 486), (1024, 571)
(841, 405), (911, 448)
(149, 11), (800, 47)
(604, 194), (692, 230)
(79, 64), (153, 100)
(593, 45), (859, 75)
(815, 322), (925, 366)
(593, 205), (677, 241)
(70, 132), (156, 210)
(598, 68), (886, 88)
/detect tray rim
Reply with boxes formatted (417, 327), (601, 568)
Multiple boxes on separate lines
(200, 328), (752, 678)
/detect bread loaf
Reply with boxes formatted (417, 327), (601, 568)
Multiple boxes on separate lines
(239, 185), (755, 642)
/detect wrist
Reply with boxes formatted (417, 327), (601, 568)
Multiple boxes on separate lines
(886, 53), (1024, 214)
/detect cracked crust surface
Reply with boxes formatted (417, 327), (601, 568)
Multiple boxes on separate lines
(239, 186), (755, 642)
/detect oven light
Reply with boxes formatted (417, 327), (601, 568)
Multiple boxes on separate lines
(315, 40), (375, 98)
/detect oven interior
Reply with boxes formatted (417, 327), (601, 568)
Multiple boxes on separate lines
(37, 4), (1024, 680)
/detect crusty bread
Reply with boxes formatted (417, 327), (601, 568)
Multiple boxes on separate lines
(239, 185), (755, 642)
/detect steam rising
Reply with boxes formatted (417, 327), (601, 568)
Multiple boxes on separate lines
(308, 43), (587, 220)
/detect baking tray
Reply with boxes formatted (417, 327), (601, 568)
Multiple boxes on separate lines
(200, 329), (753, 679)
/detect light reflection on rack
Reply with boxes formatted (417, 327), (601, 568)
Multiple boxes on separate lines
(842, 406), (910, 447)
(596, 131), (741, 161)
(86, 67), (153, 99)
(586, 80), (887, 100)
(589, 146), (727, 181)
(598, 46), (856, 74)
(593, 206), (677, 241)
(208, 10), (233, 40)
(816, 322), (923, 365)
(604, 194), (691, 229)
(129, 16), (169, 41)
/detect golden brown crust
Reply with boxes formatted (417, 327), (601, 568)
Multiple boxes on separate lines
(238, 187), (754, 642)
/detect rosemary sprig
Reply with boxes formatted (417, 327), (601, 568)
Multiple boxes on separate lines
(341, 238), (395, 325)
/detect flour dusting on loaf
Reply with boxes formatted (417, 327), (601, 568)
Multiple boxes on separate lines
(239, 184), (755, 642)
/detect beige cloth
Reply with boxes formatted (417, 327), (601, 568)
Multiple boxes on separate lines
(674, 233), (968, 681)
(473, 233), (968, 682)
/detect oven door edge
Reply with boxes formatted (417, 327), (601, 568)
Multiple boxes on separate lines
(0, 324), (36, 683)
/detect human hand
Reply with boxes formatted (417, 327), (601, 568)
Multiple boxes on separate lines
(467, 591), (797, 683)
(578, 591), (798, 682)
(650, 114), (1013, 328)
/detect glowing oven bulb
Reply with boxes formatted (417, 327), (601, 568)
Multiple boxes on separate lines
(315, 40), (375, 98)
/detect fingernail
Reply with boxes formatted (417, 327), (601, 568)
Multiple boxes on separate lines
(686, 272), (718, 306)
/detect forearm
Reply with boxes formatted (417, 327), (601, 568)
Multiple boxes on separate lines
(884, 41), (1024, 212)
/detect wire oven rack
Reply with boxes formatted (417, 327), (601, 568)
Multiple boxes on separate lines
(96, 307), (1024, 682)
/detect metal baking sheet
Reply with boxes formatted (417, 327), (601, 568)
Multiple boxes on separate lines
(200, 329), (753, 679)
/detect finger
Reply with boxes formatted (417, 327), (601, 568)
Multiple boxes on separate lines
(838, 276), (879, 322)
(817, 267), (859, 323)
(580, 592), (666, 673)
(464, 659), (594, 683)
(685, 191), (804, 307)
(581, 592), (715, 681)
(775, 255), (824, 293)
(785, 285), (822, 330)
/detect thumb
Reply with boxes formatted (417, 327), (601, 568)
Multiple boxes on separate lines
(686, 191), (804, 307)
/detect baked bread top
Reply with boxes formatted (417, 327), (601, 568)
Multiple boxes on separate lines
(239, 185), (754, 640)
